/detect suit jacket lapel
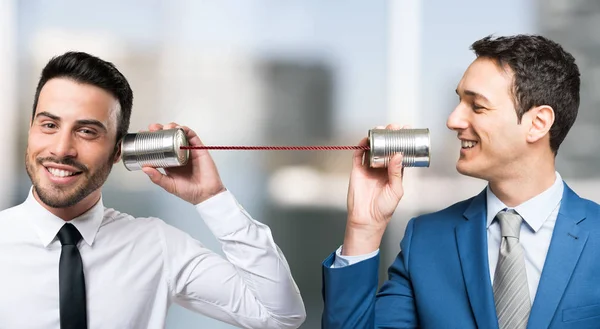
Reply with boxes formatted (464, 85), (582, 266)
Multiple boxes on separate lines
(528, 183), (588, 329)
(456, 189), (499, 329)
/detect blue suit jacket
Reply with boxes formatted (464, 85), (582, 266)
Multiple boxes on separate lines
(322, 183), (600, 328)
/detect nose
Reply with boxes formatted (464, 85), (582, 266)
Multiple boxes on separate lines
(50, 131), (77, 159)
(446, 105), (469, 132)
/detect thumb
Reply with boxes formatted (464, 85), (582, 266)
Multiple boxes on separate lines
(142, 167), (175, 193)
(352, 137), (369, 170)
(387, 153), (404, 199)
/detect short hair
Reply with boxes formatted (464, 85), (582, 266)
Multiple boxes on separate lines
(32, 51), (133, 144)
(470, 34), (580, 154)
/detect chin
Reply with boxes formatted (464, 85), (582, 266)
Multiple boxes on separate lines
(456, 161), (487, 180)
(35, 184), (89, 208)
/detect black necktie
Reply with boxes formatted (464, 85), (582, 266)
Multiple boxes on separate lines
(57, 223), (87, 329)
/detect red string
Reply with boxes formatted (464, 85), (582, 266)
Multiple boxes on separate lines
(180, 145), (370, 151)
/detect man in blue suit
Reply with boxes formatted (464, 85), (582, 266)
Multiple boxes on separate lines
(322, 34), (600, 328)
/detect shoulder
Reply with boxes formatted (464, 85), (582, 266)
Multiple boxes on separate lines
(578, 196), (600, 219)
(402, 193), (483, 238)
(0, 202), (28, 222)
(101, 207), (197, 243)
(410, 195), (478, 227)
(102, 207), (162, 227)
(579, 197), (600, 210)
(562, 183), (600, 218)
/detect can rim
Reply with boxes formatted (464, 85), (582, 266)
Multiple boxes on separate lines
(175, 128), (190, 165)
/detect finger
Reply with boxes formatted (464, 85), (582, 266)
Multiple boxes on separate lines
(387, 153), (404, 198)
(352, 137), (369, 169)
(402, 124), (412, 129)
(178, 125), (206, 147)
(148, 123), (163, 132)
(142, 167), (175, 193)
(164, 122), (179, 130)
(386, 123), (402, 130)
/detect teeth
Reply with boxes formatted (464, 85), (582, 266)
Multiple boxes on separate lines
(461, 140), (477, 148)
(47, 167), (77, 177)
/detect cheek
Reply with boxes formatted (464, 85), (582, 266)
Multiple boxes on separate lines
(82, 146), (114, 167)
(26, 138), (47, 158)
(490, 124), (526, 154)
(476, 114), (517, 143)
(471, 116), (497, 146)
(28, 129), (56, 151)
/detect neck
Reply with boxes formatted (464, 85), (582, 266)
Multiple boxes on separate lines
(33, 189), (101, 221)
(488, 152), (557, 207)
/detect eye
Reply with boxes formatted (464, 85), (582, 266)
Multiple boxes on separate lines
(472, 103), (485, 112)
(42, 122), (57, 129)
(78, 128), (97, 136)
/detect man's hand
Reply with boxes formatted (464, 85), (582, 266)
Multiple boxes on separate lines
(342, 124), (407, 256)
(141, 122), (227, 205)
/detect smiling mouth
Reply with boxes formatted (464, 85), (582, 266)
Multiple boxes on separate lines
(45, 167), (83, 178)
(461, 140), (478, 149)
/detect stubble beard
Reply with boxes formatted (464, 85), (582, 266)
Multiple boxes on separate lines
(25, 150), (114, 208)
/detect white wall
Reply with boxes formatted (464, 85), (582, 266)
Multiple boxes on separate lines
(0, 0), (18, 209)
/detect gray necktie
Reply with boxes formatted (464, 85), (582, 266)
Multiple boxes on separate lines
(493, 209), (531, 329)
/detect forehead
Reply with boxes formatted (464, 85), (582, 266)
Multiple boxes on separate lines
(36, 78), (119, 127)
(457, 57), (514, 103)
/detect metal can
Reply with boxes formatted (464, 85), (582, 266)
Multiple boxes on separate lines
(121, 128), (189, 171)
(367, 128), (430, 168)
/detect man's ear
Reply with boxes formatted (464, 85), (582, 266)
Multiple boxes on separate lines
(525, 105), (554, 144)
(112, 140), (122, 164)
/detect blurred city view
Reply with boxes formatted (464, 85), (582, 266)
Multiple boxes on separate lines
(1, 1), (599, 328)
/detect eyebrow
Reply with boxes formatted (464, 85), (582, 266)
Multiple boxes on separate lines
(35, 111), (108, 133)
(455, 89), (492, 104)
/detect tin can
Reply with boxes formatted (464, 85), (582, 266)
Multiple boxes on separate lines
(367, 128), (430, 168)
(121, 128), (189, 171)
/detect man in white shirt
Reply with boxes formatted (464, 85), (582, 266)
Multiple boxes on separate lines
(322, 34), (600, 328)
(0, 51), (306, 329)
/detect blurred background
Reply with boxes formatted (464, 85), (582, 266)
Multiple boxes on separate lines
(1, 0), (600, 328)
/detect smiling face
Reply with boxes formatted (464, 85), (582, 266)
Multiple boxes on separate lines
(25, 77), (121, 210)
(446, 57), (530, 181)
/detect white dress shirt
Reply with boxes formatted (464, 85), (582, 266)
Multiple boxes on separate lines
(333, 172), (564, 304)
(0, 187), (305, 329)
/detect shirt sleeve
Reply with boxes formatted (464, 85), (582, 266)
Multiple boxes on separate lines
(158, 190), (306, 329)
(330, 245), (380, 268)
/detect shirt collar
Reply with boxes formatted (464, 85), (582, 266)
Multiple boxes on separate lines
(486, 171), (564, 232)
(23, 186), (106, 248)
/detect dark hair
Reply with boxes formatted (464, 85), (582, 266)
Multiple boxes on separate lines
(470, 34), (580, 154)
(32, 51), (133, 144)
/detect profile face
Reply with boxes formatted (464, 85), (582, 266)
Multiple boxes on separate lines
(447, 57), (527, 180)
